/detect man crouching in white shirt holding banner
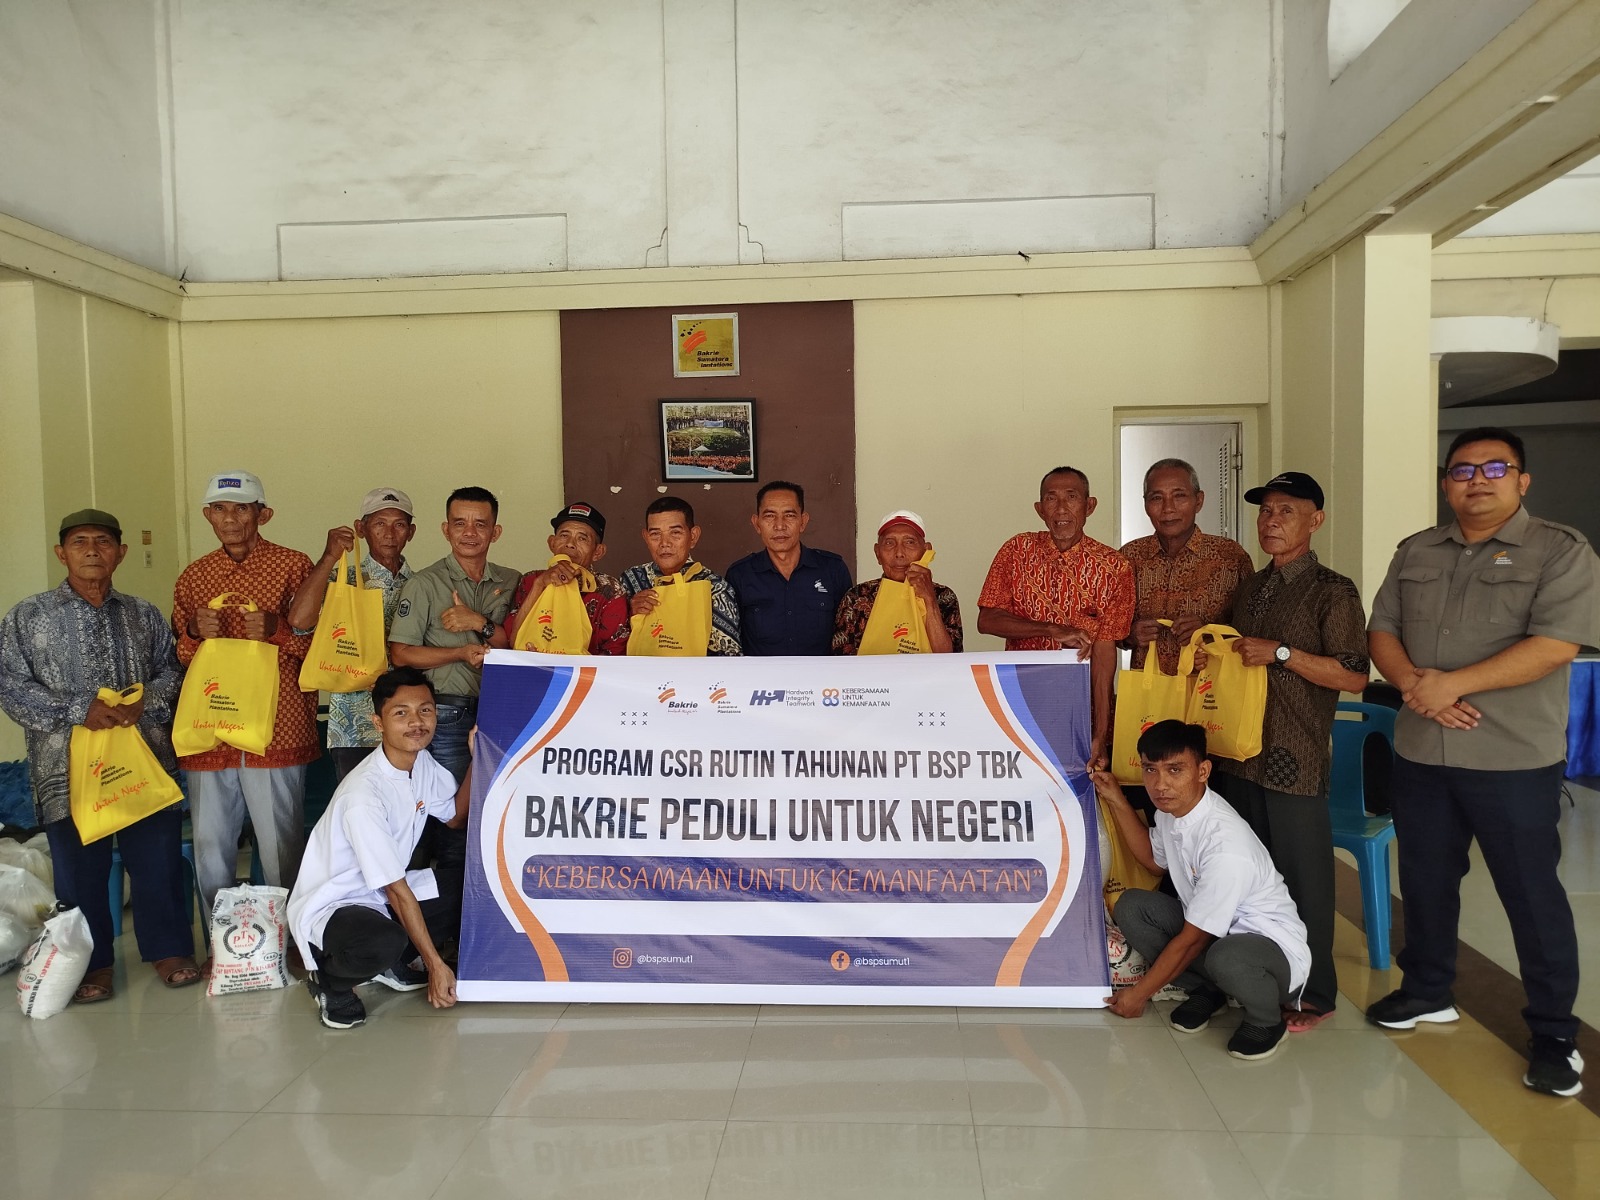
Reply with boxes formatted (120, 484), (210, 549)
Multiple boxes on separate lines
(288, 667), (469, 1029)
(1091, 720), (1310, 1062)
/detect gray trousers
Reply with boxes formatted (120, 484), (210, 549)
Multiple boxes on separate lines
(190, 759), (307, 915)
(1212, 773), (1338, 1014)
(1114, 888), (1293, 1026)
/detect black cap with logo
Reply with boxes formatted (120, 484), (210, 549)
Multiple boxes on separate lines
(1244, 471), (1325, 511)
(551, 502), (606, 541)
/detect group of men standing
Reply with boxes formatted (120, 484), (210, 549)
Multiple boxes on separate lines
(1, 427), (1594, 1096)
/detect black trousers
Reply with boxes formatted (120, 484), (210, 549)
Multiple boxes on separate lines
(312, 865), (464, 993)
(45, 805), (193, 973)
(330, 746), (377, 782)
(1391, 755), (1577, 1041)
(1212, 773), (1338, 1014)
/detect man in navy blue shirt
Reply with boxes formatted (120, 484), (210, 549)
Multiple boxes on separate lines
(725, 481), (852, 656)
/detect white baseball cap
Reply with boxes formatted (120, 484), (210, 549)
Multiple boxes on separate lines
(876, 509), (926, 538)
(360, 487), (415, 518)
(204, 471), (266, 505)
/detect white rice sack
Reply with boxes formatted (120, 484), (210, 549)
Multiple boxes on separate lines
(1107, 917), (1150, 989)
(16, 905), (92, 1019)
(0, 838), (52, 888)
(0, 863), (54, 929)
(0, 910), (32, 972)
(206, 884), (290, 996)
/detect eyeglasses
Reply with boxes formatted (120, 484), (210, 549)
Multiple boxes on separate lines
(1445, 460), (1519, 483)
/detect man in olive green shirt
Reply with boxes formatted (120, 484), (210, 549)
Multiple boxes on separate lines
(1366, 427), (1600, 1099)
(389, 487), (518, 785)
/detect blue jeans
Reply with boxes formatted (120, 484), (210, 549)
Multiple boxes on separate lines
(429, 694), (477, 786)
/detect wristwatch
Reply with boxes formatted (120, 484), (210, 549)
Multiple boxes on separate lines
(1273, 643), (1292, 665)
(479, 619), (496, 640)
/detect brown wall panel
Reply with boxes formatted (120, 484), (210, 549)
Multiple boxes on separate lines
(560, 302), (856, 578)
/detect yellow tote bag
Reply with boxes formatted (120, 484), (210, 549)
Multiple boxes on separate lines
(511, 555), (596, 654)
(626, 569), (712, 657)
(859, 550), (936, 655)
(298, 551), (388, 693)
(1183, 623), (1267, 762)
(1096, 793), (1162, 908)
(173, 593), (280, 758)
(69, 685), (185, 844)
(1111, 621), (1194, 784)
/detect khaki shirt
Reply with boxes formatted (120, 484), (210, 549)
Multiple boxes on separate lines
(389, 555), (520, 697)
(1368, 505), (1600, 770)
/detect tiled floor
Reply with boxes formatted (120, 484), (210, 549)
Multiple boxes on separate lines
(3, 788), (1596, 1199)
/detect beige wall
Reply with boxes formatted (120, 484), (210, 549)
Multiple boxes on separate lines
(0, 278), (177, 760)
(857, 286), (1272, 648)
(1276, 235), (1437, 610)
(175, 312), (565, 574)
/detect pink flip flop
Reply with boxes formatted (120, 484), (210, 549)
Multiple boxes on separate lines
(1285, 1005), (1335, 1032)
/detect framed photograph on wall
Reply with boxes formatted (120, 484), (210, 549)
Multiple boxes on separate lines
(660, 400), (757, 482)
(672, 312), (740, 377)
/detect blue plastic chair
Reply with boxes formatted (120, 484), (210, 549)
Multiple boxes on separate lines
(1329, 702), (1397, 968)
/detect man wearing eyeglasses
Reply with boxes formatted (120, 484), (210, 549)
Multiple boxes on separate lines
(1366, 426), (1600, 1099)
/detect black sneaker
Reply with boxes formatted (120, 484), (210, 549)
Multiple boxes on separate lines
(1228, 1019), (1288, 1061)
(1523, 1036), (1584, 1097)
(371, 961), (429, 992)
(1365, 989), (1460, 1030)
(305, 973), (366, 1030)
(1169, 987), (1227, 1033)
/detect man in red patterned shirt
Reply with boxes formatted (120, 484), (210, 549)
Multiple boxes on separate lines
(978, 466), (1135, 769)
(173, 471), (319, 918)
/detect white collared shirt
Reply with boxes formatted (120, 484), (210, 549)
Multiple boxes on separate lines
(287, 746), (458, 962)
(1151, 788), (1311, 993)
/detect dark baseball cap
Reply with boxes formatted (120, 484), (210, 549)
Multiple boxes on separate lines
(551, 501), (606, 540)
(59, 508), (123, 542)
(1244, 471), (1325, 511)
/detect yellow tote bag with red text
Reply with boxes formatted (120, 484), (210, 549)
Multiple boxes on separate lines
(69, 685), (184, 844)
(511, 555), (595, 654)
(626, 569), (712, 657)
(298, 551), (388, 693)
(1183, 624), (1267, 762)
(859, 550), (937, 655)
(173, 594), (280, 757)
(1111, 621), (1194, 784)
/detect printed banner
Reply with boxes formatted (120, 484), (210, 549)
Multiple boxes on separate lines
(459, 651), (1107, 1005)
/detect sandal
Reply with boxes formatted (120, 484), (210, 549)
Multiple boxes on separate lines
(154, 956), (203, 989)
(1285, 1004), (1335, 1032)
(74, 967), (115, 1004)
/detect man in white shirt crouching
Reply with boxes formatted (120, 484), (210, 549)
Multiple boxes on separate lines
(1091, 720), (1311, 1061)
(288, 666), (469, 1029)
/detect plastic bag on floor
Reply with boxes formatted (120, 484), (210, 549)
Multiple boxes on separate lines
(16, 905), (92, 1019)
(0, 837), (52, 888)
(0, 863), (54, 929)
(0, 910), (32, 972)
(206, 884), (290, 996)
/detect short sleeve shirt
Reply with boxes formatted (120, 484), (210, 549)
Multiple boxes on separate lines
(726, 546), (853, 656)
(389, 556), (520, 697)
(1152, 789), (1310, 993)
(977, 532), (1135, 650)
(1212, 552), (1369, 797)
(1119, 531), (1255, 673)
(286, 746), (458, 962)
(171, 539), (319, 771)
(1368, 506), (1600, 770)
